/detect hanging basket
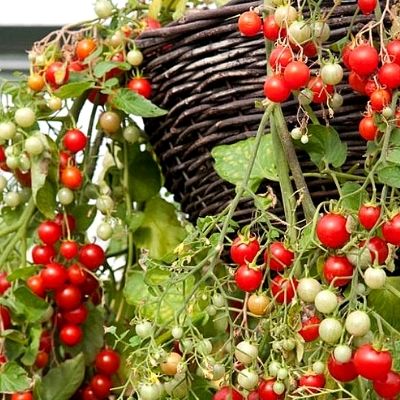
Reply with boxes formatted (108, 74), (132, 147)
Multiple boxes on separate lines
(137, 0), (377, 224)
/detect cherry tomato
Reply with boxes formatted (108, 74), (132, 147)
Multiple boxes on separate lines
(235, 265), (263, 292)
(87, 89), (108, 105)
(63, 129), (87, 153)
(59, 324), (83, 346)
(307, 76), (334, 103)
(99, 111), (121, 135)
(60, 240), (79, 260)
(76, 38), (97, 61)
(248, 391), (260, 400)
(67, 263), (86, 286)
(91, 374), (112, 399)
(59, 151), (74, 169)
(213, 386), (243, 400)
(263, 15), (286, 41)
(370, 88), (391, 112)
(11, 392), (33, 400)
(80, 271), (100, 295)
(342, 44), (353, 69)
(68, 61), (85, 72)
(35, 350), (49, 369)
(378, 63), (400, 89)
(373, 371), (400, 398)
(264, 75), (291, 103)
(269, 46), (292, 70)
(323, 255), (353, 287)
(360, 236), (388, 264)
(270, 276), (297, 304)
(81, 386), (98, 400)
(302, 41), (318, 58)
(45, 61), (69, 88)
(238, 11), (262, 36)
(327, 354), (358, 382)
(27, 73), (45, 91)
(27, 275), (45, 297)
(95, 349), (121, 375)
(127, 77), (152, 98)
(54, 213), (76, 234)
(264, 242), (294, 271)
(364, 79), (378, 97)
(387, 40), (400, 65)
(55, 285), (82, 310)
(358, 115), (378, 141)
(316, 213), (350, 249)
(61, 166), (83, 190)
(298, 374), (325, 392)
(38, 220), (62, 245)
(349, 44), (379, 76)
(283, 61), (310, 90)
(143, 17), (162, 30)
(63, 304), (88, 325)
(247, 293), (271, 316)
(0, 306), (11, 330)
(358, 0), (377, 14)
(230, 236), (260, 265)
(31, 244), (56, 265)
(348, 71), (367, 95)
(382, 213), (400, 245)
(79, 243), (105, 270)
(41, 262), (67, 290)
(299, 315), (321, 342)
(353, 344), (392, 380)
(258, 379), (284, 400)
(0, 272), (11, 295)
(39, 330), (53, 352)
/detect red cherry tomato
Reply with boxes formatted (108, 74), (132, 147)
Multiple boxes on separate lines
(269, 46), (292, 70)
(349, 44), (379, 76)
(358, 0), (377, 14)
(31, 244), (56, 265)
(323, 255), (354, 287)
(59, 324), (83, 347)
(298, 315), (320, 342)
(67, 263), (86, 286)
(127, 77), (152, 98)
(373, 371), (400, 398)
(27, 275), (45, 297)
(358, 204), (381, 230)
(90, 374), (112, 399)
(378, 63), (400, 89)
(79, 243), (105, 270)
(316, 213), (350, 249)
(63, 129), (87, 153)
(235, 265), (263, 292)
(80, 271), (100, 295)
(39, 330), (53, 352)
(353, 344), (392, 381)
(387, 40), (400, 65)
(54, 213), (76, 235)
(60, 166), (83, 190)
(264, 242), (294, 271)
(76, 38), (97, 61)
(258, 379), (284, 400)
(264, 75), (291, 103)
(0, 306), (11, 330)
(87, 89), (108, 105)
(55, 285), (82, 310)
(342, 44), (353, 69)
(302, 41), (318, 58)
(370, 88), (391, 112)
(238, 11), (262, 37)
(81, 386), (98, 400)
(263, 15), (286, 41)
(382, 213), (400, 245)
(68, 61), (85, 72)
(327, 354), (358, 382)
(11, 392), (33, 400)
(359, 236), (388, 264)
(307, 76), (334, 103)
(59, 151), (74, 169)
(95, 349), (121, 375)
(41, 262), (67, 290)
(283, 61), (310, 90)
(60, 240), (79, 260)
(45, 61), (69, 88)
(348, 71), (367, 95)
(298, 374), (326, 392)
(63, 304), (88, 325)
(38, 221), (62, 245)
(35, 350), (49, 369)
(230, 236), (260, 265)
(364, 79), (378, 97)
(359, 115), (378, 141)
(0, 272), (11, 295)
(270, 276), (297, 304)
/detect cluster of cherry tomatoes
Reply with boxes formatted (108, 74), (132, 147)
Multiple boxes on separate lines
(219, 198), (400, 399)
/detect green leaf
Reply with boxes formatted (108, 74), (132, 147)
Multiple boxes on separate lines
(93, 61), (130, 78)
(113, 88), (167, 118)
(387, 128), (400, 164)
(0, 362), (31, 393)
(70, 205), (96, 232)
(368, 277), (400, 331)
(38, 354), (85, 400)
(145, 267), (170, 286)
(132, 197), (186, 260)
(128, 211), (145, 232)
(8, 267), (37, 281)
(340, 182), (368, 211)
(330, 36), (349, 52)
(21, 325), (41, 366)
(13, 286), (51, 323)
(35, 180), (57, 219)
(377, 165), (400, 188)
(69, 305), (104, 364)
(129, 151), (161, 202)
(123, 270), (148, 306)
(54, 81), (94, 99)
(211, 135), (278, 192)
(297, 125), (347, 169)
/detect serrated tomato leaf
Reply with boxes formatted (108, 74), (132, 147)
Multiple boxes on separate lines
(54, 81), (94, 99)
(0, 362), (31, 393)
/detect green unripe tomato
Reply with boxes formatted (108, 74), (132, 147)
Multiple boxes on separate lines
(96, 222), (113, 240)
(57, 188), (74, 205)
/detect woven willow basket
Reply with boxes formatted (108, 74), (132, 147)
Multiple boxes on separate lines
(137, 0), (377, 224)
